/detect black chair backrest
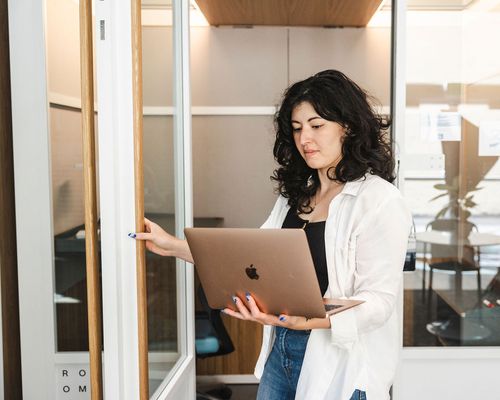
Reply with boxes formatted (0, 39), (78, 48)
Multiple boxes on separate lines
(196, 285), (234, 358)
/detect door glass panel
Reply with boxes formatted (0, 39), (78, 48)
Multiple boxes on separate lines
(47, 0), (101, 354)
(141, 3), (179, 395)
(46, 0), (191, 397)
(402, 1), (500, 347)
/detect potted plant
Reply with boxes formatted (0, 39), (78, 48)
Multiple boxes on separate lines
(431, 176), (482, 220)
(430, 175), (482, 238)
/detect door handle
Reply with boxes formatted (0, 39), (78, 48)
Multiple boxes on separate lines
(79, 0), (103, 399)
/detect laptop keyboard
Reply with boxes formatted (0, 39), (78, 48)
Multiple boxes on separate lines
(324, 304), (343, 311)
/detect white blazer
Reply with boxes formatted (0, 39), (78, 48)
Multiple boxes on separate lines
(255, 173), (412, 400)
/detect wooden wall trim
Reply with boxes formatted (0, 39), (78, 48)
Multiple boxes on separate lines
(0, 0), (22, 399)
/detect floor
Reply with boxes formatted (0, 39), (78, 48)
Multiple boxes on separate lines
(227, 385), (258, 400)
(197, 384), (258, 400)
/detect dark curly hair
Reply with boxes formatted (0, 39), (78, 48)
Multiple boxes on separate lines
(271, 69), (395, 214)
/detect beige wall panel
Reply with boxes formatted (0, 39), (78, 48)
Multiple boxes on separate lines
(143, 116), (175, 213)
(192, 116), (278, 228)
(46, 0), (97, 99)
(289, 27), (391, 106)
(143, 26), (392, 107)
(142, 26), (289, 107)
(50, 107), (85, 235)
(142, 115), (277, 228)
(50, 107), (100, 235)
(142, 27), (174, 107)
(190, 27), (288, 106)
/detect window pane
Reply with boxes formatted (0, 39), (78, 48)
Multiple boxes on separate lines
(403, 1), (500, 347)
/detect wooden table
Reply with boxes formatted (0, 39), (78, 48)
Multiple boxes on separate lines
(416, 231), (500, 248)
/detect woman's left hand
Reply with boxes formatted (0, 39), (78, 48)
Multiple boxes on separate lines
(221, 293), (311, 331)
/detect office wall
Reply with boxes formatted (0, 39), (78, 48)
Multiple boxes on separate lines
(141, 25), (392, 229)
(47, 2), (500, 232)
(47, 5), (393, 230)
(46, 0), (88, 235)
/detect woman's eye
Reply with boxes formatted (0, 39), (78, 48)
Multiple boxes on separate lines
(292, 127), (301, 132)
(312, 125), (323, 129)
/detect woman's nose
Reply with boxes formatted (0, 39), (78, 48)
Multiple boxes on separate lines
(300, 127), (313, 145)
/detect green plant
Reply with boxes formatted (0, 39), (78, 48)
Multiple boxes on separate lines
(430, 176), (482, 219)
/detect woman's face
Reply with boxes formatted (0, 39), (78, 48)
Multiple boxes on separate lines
(291, 101), (345, 173)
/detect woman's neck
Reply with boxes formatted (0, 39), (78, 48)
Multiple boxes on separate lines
(316, 168), (342, 196)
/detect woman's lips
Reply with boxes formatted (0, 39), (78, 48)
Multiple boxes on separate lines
(304, 150), (318, 157)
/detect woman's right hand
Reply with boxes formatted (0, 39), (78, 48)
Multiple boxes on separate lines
(130, 218), (194, 263)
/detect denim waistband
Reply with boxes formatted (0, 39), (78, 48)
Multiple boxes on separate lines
(275, 326), (311, 337)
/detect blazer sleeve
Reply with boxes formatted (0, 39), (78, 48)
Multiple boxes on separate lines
(329, 193), (412, 347)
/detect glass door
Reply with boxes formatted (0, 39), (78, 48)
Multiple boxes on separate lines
(9, 0), (195, 398)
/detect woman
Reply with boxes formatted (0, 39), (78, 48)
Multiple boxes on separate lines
(132, 70), (411, 400)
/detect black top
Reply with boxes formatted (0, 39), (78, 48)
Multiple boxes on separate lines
(281, 208), (329, 296)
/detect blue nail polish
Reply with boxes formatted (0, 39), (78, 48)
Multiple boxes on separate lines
(220, 309), (226, 314)
(245, 292), (251, 301)
(279, 316), (286, 322)
(232, 296), (238, 304)
(128, 232), (136, 238)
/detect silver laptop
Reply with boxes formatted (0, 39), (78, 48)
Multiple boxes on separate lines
(184, 228), (363, 319)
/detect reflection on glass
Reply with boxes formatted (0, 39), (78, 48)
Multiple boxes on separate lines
(51, 107), (101, 352)
(403, 1), (500, 347)
(143, 116), (179, 394)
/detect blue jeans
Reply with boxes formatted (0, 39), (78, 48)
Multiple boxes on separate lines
(257, 327), (367, 400)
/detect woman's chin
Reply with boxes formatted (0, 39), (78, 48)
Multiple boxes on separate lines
(305, 161), (327, 170)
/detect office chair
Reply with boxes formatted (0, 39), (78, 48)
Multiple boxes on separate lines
(196, 286), (234, 400)
(422, 218), (481, 297)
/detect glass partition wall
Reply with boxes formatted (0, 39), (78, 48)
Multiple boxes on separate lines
(402, 0), (500, 347)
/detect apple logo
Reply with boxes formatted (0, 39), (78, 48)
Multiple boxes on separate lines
(245, 264), (259, 280)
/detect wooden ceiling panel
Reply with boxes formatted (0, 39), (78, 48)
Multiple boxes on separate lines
(195, 0), (384, 27)
(289, 0), (383, 27)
